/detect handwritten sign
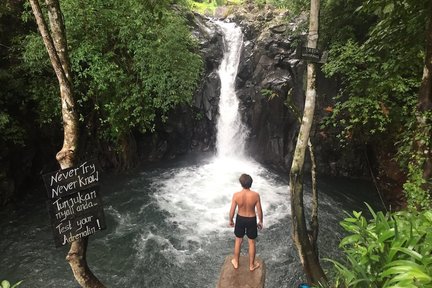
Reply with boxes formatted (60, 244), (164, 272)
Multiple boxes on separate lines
(42, 161), (100, 199)
(43, 160), (106, 247)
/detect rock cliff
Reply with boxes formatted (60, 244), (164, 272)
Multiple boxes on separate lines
(142, 3), (369, 178)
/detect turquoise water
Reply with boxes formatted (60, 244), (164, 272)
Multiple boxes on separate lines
(0, 153), (379, 288)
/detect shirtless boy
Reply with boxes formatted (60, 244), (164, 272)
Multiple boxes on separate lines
(229, 174), (263, 271)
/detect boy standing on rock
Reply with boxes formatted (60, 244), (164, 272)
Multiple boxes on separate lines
(229, 173), (263, 271)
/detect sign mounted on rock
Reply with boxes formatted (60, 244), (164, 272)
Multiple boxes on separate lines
(43, 160), (106, 247)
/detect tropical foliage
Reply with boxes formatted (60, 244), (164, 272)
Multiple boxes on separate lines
(327, 205), (432, 287)
(8, 0), (202, 147)
(265, 0), (309, 11)
(320, 0), (431, 208)
(321, 0), (426, 145)
(188, 0), (242, 14)
(0, 2), (29, 158)
(188, 0), (309, 12)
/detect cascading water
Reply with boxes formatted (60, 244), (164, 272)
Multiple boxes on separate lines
(215, 22), (247, 159)
(0, 21), (379, 288)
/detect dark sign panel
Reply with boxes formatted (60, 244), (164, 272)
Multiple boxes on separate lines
(43, 160), (106, 247)
(42, 160), (100, 199)
(301, 46), (321, 62)
(295, 45), (327, 63)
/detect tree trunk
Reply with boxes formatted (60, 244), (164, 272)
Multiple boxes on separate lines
(417, 0), (432, 190)
(29, 1), (105, 287)
(67, 238), (106, 288)
(308, 139), (319, 254)
(45, 0), (72, 82)
(289, 0), (326, 284)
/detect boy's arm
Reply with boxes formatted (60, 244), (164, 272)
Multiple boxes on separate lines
(256, 194), (263, 229)
(229, 194), (237, 227)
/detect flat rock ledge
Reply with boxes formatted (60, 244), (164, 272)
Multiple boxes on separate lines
(217, 255), (266, 288)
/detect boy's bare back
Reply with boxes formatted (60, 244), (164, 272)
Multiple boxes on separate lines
(229, 173), (263, 230)
(233, 189), (261, 217)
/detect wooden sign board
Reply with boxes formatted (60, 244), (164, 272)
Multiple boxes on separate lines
(43, 160), (106, 247)
(295, 45), (327, 63)
(42, 160), (100, 199)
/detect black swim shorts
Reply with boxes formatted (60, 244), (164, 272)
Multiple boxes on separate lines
(234, 214), (258, 239)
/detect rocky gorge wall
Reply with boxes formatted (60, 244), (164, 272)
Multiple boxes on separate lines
(229, 4), (369, 177)
(132, 4), (370, 178)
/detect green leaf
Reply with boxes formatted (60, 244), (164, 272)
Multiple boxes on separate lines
(340, 234), (361, 246)
(353, 210), (362, 219)
(383, 3), (394, 14)
(391, 247), (423, 261)
(383, 262), (431, 283)
(1, 280), (11, 288)
(384, 260), (423, 271)
(11, 281), (22, 288)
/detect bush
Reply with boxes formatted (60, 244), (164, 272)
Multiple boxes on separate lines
(327, 204), (432, 287)
(21, 0), (203, 144)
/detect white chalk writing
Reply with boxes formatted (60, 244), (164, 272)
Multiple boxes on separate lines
(49, 162), (98, 198)
(52, 190), (98, 221)
(61, 225), (97, 245)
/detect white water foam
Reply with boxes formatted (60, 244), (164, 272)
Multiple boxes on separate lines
(153, 158), (289, 237)
(135, 231), (191, 264)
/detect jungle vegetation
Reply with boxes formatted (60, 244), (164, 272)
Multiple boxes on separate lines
(1, 0), (202, 170)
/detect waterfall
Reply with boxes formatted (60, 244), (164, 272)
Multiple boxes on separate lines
(215, 22), (248, 159)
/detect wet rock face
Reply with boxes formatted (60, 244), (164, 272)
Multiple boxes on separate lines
(228, 5), (307, 170)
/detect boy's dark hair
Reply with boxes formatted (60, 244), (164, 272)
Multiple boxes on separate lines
(239, 174), (253, 189)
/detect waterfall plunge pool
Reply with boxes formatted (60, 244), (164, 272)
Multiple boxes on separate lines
(0, 153), (380, 288)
